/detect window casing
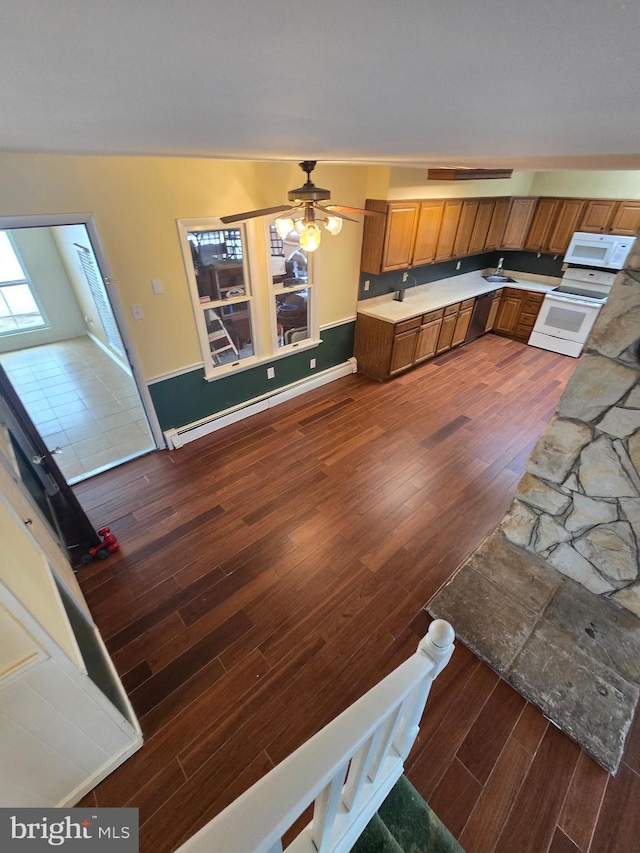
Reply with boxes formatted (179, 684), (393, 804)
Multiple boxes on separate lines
(178, 217), (319, 380)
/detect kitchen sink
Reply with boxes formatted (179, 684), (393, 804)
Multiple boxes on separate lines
(482, 274), (517, 283)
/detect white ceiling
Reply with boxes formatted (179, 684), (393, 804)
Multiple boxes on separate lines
(1, 1), (639, 170)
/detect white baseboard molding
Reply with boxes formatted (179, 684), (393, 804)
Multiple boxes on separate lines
(164, 358), (357, 449)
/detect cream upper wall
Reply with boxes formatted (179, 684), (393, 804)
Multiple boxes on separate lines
(0, 154), (370, 380)
(386, 167), (640, 201)
(529, 170), (640, 199)
(386, 168), (535, 200)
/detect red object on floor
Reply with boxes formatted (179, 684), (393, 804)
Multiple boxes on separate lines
(85, 526), (120, 561)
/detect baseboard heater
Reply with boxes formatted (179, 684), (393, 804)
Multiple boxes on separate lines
(163, 358), (357, 449)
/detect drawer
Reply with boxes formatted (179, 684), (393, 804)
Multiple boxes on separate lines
(460, 298), (475, 309)
(515, 326), (533, 340)
(422, 308), (444, 324)
(494, 289), (503, 298)
(525, 291), (545, 304)
(394, 317), (421, 335)
(444, 302), (460, 316)
(523, 302), (542, 316)
(504, 287), (523, 298)
(518, 313), (538, 330)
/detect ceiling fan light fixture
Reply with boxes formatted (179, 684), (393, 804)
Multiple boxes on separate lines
(275, 216), (295, 239)
(324, 215), (343, 236)
(294, 218), (306, 235)
(299, 221), (322, 252)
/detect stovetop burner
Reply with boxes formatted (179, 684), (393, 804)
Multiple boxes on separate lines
(552, 284), (608, 302)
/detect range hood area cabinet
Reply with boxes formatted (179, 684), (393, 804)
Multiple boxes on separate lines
(0, 475), (142, 807)
(583, 199), (640, 236)
(360, 194), (640, 275)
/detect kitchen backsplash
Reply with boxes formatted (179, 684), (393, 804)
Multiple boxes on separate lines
(358, 251), (565, 300)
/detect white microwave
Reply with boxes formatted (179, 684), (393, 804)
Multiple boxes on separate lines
(564, 231), (633, 270)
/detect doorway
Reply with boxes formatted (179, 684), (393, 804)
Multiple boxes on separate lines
(0, 217), (159, 483)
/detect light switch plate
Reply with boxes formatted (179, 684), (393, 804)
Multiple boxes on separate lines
(266, 367), (275, 379)
(151, 279), (163, 294)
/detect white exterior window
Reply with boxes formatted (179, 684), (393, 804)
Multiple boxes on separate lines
(178, 217), (319, 380)
(0, 231), (48, 336)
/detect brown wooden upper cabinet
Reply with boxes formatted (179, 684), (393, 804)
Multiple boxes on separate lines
(579, 199), (618, 233)
(484, 197), (510, 251)
(500, 198), (537, 250)
(524, 198), (560, 252)
(609, 201), (640, 237)
(381, 202), (420, 271)
(524, 196), (585, 255)
(360, 193), (640, 275)
(578, 199), (640, 236)
(452, 200), (480, 257)
(468, 198), (496, 255)
(434, 200), (464, 261)
(545, 198), (585, 254)
(412, 200), (445, 266)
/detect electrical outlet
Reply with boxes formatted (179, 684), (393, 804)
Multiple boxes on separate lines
(310, 358), (316, 369)
(364, 279), (370, 292)
(402, 272), (409, 282)
(267, 367), (275, 379)
(456, 261), (462, 270)
(130, 304), (144, 320)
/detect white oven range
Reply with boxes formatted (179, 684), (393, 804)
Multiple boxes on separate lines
(528, 267), (614, 358)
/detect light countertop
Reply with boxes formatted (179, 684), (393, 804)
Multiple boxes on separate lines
(357, 269), (557, 324)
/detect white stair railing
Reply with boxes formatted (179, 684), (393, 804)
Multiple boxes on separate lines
(176, 620), (455, 853)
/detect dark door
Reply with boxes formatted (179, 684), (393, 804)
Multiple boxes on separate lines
(0, 364), (99, 565)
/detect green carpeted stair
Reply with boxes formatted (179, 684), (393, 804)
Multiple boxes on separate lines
(352, 776), (465, 853)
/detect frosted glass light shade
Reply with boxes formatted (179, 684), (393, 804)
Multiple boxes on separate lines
(299, 222), (321, 251)
(325, 215), (343, 235)
(275, 217), (294, 239)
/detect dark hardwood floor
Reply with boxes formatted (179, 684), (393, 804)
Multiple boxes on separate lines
(73, 334), (639, 853)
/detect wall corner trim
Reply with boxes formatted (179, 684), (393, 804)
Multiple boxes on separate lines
(163, 359), (357, 449)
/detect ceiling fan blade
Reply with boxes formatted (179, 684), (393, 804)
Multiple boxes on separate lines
(315, 204), (358, 223)
(220, 205), (293, 224)
(326, 204), (386, 217)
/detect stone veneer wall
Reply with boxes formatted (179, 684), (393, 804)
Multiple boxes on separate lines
(500, 235), (640, 618)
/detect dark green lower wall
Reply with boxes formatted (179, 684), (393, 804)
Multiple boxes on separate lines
(149, 321), (355, 431)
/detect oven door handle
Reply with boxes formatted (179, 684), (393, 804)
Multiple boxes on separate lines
(545, 294), (604, 309)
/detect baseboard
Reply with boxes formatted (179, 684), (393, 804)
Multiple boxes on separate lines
(164, 358), (357, 449)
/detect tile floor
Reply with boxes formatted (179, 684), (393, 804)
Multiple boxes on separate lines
(0, 336), (155, 483)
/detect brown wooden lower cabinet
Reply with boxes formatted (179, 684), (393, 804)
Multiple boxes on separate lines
(485, 290), (503, 331)
(494, 292), (523, 336)
(436, 306), (459, 354)
(493, 287), (544, 342)
(354, 295), (484, 380)
(389, 328), (420, 375)
(451, 302), (474, 347)
(414, 311), (444, 363)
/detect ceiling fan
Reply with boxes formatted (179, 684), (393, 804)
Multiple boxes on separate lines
(220, 160), (383, 252)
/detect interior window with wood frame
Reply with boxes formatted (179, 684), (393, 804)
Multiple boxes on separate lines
(178, 216), (319, 380)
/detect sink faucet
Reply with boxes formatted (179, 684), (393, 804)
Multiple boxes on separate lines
(394, 272), (417, 302)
